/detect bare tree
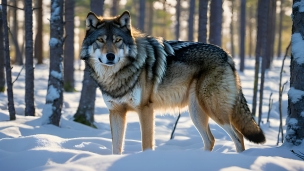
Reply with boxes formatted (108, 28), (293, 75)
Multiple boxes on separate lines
(248, 5), (254, 58)
(239, 0), (246, 72)
(198, 0), (208, 43)
(2, 0), (16, 120)
(12, 0), (23, 66)
(42, 0), (64, 126)
(257, 0), (270, 125)
(138, 0), (145, 32)
(265, 0), (277, 69)
(111, 0), (119, 16)
(0, 6), (5, 93)
(35, 0), (43, 64)
(25, 0), (35, 116)
(209, 0), (223, 46)
(277, 0), (284, 58)
(284, 0), (304, 147)
(74, 0), (104, 127)
(252, 0), (266, 117)
(188, 0), (195, 41)
(146, 0), (154, 35)
(64, 0), (75, 92)
(175, 0), (181, 40)
(229, 0), (235, 56)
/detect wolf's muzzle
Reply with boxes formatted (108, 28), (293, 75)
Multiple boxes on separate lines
(106, 53), (115, 61)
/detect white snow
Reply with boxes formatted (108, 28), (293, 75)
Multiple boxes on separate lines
(49, 38), (60, 48)
(288, 87), (304, 103)
(291, 32), (304, 64)
(288, 118), (298, 126)
(51, 70), (62, 80)
(1, 58), (304, 170)
(293, 0), (304, 12)
(46, 85), (60, 101)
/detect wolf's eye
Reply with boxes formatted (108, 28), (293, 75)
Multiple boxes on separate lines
(97, 38), (105, 43)
(115, 38), (122, 43)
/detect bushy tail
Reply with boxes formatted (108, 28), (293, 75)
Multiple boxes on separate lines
(232, 90), (266, 144)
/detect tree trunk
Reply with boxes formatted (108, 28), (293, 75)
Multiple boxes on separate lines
(64, 0), (75, 92)
(229, 0), (235, 56)
(74, 64), (97, 128)
(111, 0), (119, 16)
(248, 5), (253, 58)
(188, 0), (195, 41)
(35, 0), (43, 64)
(239, 0), (246, 72)
(12, 0), (23, 66)
(198, 0), (208, 43)
(284, 0), (304, 147)
(42, 0), (64, 126)
(138, 0), (145, 32)
(209, 0), (223, 46)
(25, 0), (35, 116)
(146, 1), (154, 35)
(74, 0), (105, 128)
(175, 0), (181, 40)
(0, 6), (5, 93)
(2, 0), (16, 120)
(277, 0), (284, 58)
(265, 0), (276, 69)
(252, 0), (263, 117)
(257, 0), (270, 125)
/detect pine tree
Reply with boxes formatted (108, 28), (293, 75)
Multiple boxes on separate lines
(42, 0), (64, 126)
(64, 0), (75, 92)
(25, 0), (35, 116)
(2, 0), (16, 120)
(284, 0), (304, 147)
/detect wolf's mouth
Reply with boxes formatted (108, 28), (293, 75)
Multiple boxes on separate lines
(98, 58), (102, 63)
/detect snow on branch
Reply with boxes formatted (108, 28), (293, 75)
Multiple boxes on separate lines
(291, 33), (304, 65)
(288, 87), (304, 103)
(293, 0), (304, 12)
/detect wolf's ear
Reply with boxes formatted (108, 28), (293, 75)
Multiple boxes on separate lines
(86, 12), (100, 30)
(116, 11), (131, 30)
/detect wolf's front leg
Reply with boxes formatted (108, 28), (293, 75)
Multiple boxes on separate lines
(137, 105), (155, 151)
(109, 109), (127, 154)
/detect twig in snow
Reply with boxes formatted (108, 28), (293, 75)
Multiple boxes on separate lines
(170, 112), (181, 140)
(267, 92), (273, 123)
(291, 150), (304, 160)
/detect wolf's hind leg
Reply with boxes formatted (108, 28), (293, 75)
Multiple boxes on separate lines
(137, 104), (155, 151)
(189, 91), (215, 151)
(109, 109), (127, 154)
(221, 124), (245, 152)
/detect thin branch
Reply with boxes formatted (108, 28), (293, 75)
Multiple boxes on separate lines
(0, 4), (42, 11)
(267, 92), (273, 123)
(291, 150), (304, 160)
(12, 65), (24, 85)
(0, 3), (24, 10)
(170, 112), (181, 140)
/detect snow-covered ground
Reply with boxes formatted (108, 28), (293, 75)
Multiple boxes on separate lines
(0, 57), (304, 171)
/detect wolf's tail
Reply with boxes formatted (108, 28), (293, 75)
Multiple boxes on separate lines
(231, 89), (266, 144)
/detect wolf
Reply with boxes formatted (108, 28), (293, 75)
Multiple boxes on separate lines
(80, 11), (266, 154)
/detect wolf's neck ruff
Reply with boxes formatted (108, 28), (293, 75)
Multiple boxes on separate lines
(85, 36), (174, 98)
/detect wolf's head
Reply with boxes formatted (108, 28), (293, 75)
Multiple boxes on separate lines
(80, 11), (137, 67)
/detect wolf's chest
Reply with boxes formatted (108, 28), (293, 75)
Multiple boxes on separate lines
(102, 85), (142, 110)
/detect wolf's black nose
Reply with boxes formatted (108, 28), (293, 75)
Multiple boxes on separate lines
(106, 53), (115, 61)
